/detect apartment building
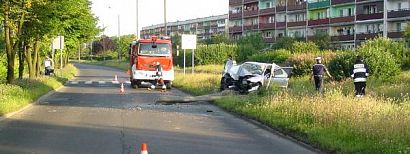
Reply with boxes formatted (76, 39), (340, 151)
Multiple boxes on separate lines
(140, 14), (228, 40)
(229, 0), (410, 48)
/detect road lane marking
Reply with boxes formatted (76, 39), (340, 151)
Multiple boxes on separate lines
(70, 81), (79, 84)
(112, 81), (120, 84)
(124, 81), (131, 84)
(98, 81), (106, 84)
(85, 81), (93, 84)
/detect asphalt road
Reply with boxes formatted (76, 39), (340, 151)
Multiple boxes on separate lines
(0, 63), (317, 154)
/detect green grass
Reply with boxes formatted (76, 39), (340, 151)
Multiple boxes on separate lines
(0, 64), (77, 116)
(174, 66), (410, 153)
(75, 60), (129, 71)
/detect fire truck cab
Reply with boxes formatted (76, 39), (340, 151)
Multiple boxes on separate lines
(129, 36), (174, 89)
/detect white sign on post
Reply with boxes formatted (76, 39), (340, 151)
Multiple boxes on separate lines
(181, 35), (197, 75)
(181, 34), (197, 49)
(52, 36), (64, 69)
(52, 36), (64, 50)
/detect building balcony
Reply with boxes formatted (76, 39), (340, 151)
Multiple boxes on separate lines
(229, 26), (242, 33)
(260, 7), (276, 15)
(356, 0), (382, 2)
(276, 22), (286, 28)
(330, 16), (354, 24)
(229, 0), (242, 6)
(276, 6), (286, 12)
(356, 32), (383, 40)
(259, 23), (275, 30)
(388, 9), (410, 19)
(229, 12), (242, 19)
(331, 0), (354, 5)
(356, 13), (383, 21)
(243, 25), (259, 31)
(287, 21), (306, 27)
(387, 31), (403, 38)
(264, 37), (275, 43)
(288, 3), (306, 11)
(244, 0), (258, 4)
(308, 18), (330, 26)
(331, 34), (354, 41)
(243, 10), (259, 17)
(308, 1), (330, 10)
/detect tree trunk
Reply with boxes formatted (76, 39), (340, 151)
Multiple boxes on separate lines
(4, 2), (15, 84)
(18, 41), (25, 79)
(25, 43), (34, 78)
(33, 39), (39, 77)
(36, 51), (41, 77)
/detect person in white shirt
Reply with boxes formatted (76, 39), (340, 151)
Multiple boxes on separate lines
(44, 56), (54, 75)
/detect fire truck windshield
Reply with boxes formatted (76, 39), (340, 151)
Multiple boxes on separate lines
(139, 43), (171, 56)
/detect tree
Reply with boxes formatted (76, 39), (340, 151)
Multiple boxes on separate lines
(1, 0), (30, 84)
(236, 33), (266, 62)
(272, 36), (297, 50)
(311, 32), (332, 50)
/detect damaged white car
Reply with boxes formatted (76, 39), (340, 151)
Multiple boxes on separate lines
(220, 61), (292, 93)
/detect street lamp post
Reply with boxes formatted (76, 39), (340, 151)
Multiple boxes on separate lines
(164, 0), (167, 36)
(118, 14), (121, 61)
(136, 0), (139, 39)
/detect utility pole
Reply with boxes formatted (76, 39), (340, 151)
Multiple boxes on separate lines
(136, 0), (139, 39)
(118, 14), (121, 61)
(164, 0), (167, 36)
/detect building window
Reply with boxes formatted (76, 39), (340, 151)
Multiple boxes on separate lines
(348, 8), (353, 16)
(268, 16), (275, 23)
(264, 31), (273, 38)
(339, 10), (344, 17)
(364, 5), (377, 14)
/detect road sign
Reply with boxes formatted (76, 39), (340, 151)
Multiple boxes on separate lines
(52, 36), (64, 50)
(181, 34), (197, 49)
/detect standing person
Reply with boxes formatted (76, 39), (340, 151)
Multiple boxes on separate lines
(44, 56), (54, 76)
(223, 55), (234, 73)
(351, 55), (369, 97)
(311, 57), (332, 92)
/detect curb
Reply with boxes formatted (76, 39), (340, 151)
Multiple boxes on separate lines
(0, 84), (66, 122)
(208, 102), (326, 154)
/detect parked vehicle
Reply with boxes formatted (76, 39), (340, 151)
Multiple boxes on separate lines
(129, 36), (174, 89)
(220, 61), (292, 93)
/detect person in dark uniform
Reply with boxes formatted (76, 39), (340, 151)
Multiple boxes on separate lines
(311, 57), (332, 92)
(351, 55), (369, 97)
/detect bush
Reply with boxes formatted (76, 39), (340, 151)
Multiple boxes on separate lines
(248, 49), (291, 64)
(291, 41), (320, 54)
(328, 52), (356, 81)
(236, 33), (266, 62)
(174, 44), (237, 67)
(285, 51), (337, 76)
(356, 37), (401, 80)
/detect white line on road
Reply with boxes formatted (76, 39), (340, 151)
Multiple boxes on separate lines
(124, 81), (131, 84)
(112, 81), (120, 84)
(70, 81), (79, 84)
(85, 81), (93, 84)
(98, 81), (106, 84)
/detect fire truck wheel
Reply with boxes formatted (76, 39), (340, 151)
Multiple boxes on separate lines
(131, 80), (137, 89)
(166, 82), (172, 89)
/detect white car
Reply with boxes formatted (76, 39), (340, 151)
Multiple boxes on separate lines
(220, 61), (292, 93)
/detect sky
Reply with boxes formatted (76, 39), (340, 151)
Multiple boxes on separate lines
(91, 0), (229, 36)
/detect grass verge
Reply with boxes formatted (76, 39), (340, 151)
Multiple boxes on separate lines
(175, 67), (410, 153)
(0, 64), (77, 116)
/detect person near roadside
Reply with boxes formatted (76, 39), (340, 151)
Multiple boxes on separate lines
(351, 55), (369, 97)
(44, 56), (54, 76)
(149, 62), (166, 91)
(311, 57), (332, 92)
(223, 55), (234, 74)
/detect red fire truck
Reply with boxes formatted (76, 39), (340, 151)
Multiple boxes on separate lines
(129, 36), (174, 89)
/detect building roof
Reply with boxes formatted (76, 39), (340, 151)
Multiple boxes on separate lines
(142, 14), (228, 30)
